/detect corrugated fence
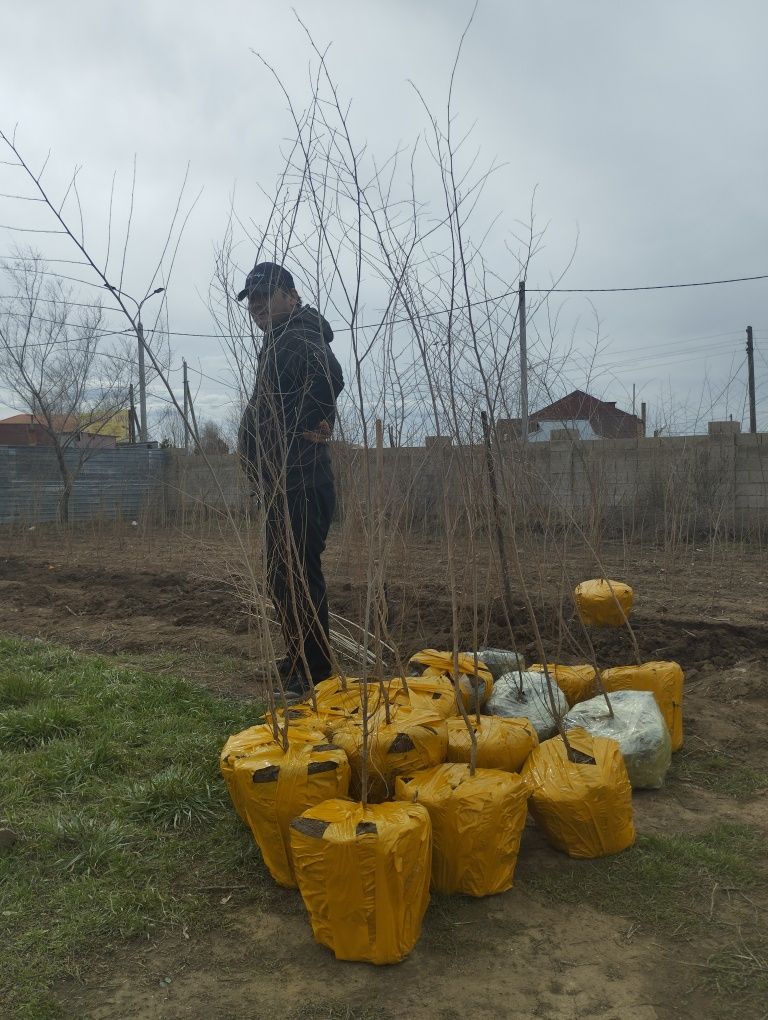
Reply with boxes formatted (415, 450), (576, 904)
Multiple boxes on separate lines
(0, 446), (169, 525)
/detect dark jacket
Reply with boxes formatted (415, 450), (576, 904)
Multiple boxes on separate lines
(238, 304), (344, 492)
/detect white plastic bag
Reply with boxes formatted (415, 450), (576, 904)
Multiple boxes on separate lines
(564, 689), (671, 789)
(476, 648), (526, 681)
(484, 671), (567, 742)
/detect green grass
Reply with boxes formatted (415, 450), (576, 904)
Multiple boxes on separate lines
(669, 745), (768, 800)
(519, 823), (764, 930)
(0, 636), (265, 1020)
(518, 823), (767, 1012)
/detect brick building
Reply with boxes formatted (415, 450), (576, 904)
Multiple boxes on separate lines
(0, 414), (117, 449)
(497, 389), (644, 442)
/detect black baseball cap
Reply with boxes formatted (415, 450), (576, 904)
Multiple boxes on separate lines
(237, 261), (295, 302)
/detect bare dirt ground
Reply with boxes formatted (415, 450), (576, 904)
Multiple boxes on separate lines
(2, 524), (767, 1019)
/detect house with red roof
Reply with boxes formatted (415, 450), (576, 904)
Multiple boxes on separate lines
(497, 390), (644, 442)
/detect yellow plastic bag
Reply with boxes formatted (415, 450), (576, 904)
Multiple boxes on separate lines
(409, 649), (494, 710)
(574, 579), (634, 627)
(301, 676), (447, 730)
(395, 763), (530, 896)
(219, 722), (325, 821)
(445, 715), (538, 772)
(602, 661), (684, 751)
(397, 675), (459, 719)
(522, 727), (635, 859)
(334, 707), (448, 802)
(290, 798), (432, 964)
(529, 663), (598, 707)
(232, 739), (351, 887)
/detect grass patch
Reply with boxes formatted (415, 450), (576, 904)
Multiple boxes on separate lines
(518, 823), (767, 1013)
(0, 636), (265, 1020)
(0, 700), (83, 749)
(519, 823), (763, 931)
(669, 745), (768, 800)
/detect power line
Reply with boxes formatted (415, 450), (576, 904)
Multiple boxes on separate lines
(527, 273), (768, 294)
(1, 254), (93, 266)
(3, 260), (768, 334)
(0, 223), (67, 234)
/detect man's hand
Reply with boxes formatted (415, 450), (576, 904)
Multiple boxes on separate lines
(302, 420), (332, 444)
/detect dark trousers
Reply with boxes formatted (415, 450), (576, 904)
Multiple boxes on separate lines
(265, 483), (335, 681)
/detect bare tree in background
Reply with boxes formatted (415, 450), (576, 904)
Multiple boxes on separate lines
(0, 252), (129, 523)
(196, 419), (230, 455)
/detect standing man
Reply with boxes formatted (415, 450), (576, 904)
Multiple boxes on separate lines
(237, 262), (344, 699)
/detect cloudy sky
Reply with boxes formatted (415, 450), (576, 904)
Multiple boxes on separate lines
(2, 0), (767, 434)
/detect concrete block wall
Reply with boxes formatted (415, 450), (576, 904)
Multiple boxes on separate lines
(158, 429), (768, 536)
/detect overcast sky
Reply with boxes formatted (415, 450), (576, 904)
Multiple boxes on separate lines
(2, 0), (767, 434)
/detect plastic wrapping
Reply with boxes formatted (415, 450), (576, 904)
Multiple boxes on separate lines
(290, 798), (432, 964)
(333, 707), (448, 802)
(219, 722), (325, 821)
(565, 690), (671, 789)
(574, 578), (634, 627)
(288, 675), (458, 731)
(484, 671), (568, 741)
(476, 647), (526, 680)
(268, 678), (394, 738)
(232, 739), (350, 887)
(529, 663), (598, 707)
(399, 675), (459, 719)
(409, 649), (494, 710)
(445, 715), (538, 772)
(602, 661), (684, 751)
(395, 763), (530, 896)
(522, 727), (635, 858)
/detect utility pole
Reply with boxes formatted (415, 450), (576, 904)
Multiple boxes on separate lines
(746, 326), (757, 434)
(182, 358), (189, 454)
(632, 383), (636, 418)
(128, 384), (136, 444)
(518, 280), (528, 442)
(103, 284), (164, 445)
(137, 319), (148, 443)
(184, 367), (199, 449)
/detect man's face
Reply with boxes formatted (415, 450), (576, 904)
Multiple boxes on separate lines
(248, 287), (298, 332)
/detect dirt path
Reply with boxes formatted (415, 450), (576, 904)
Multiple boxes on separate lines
(69, 895), (670, 1020)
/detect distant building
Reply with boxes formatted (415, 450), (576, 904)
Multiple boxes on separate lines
(497, 389), (644, 442)
(0, 413), (117, 449)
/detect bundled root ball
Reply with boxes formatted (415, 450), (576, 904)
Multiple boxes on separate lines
(220, 722), (325, 821)
(485, 671), (568, 742)
(395, 762), (530, 896)
(232, 738), (350, 887)
(522, 727), (635, 859)
(409, 649), (493, 710)
(333, 706), (448, 802)
(574, 579), (634, 627)
(290, 798), (432, 964)
(529, 663), (598, 707)
(565, 690), (671, 789)
(477, 647), (526, 680)
(445, 715), (538, 772)
(601, 660), (684, 751)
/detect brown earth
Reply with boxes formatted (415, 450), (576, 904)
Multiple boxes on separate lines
(2, 526), (767, 1019)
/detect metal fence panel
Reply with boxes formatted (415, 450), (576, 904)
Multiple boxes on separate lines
(0, 446), (169, 525)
